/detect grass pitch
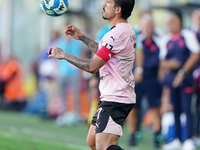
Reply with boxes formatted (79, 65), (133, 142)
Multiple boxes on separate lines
(0, 111), (199, 150)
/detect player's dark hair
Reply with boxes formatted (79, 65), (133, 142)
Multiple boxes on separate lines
(114, 0), (135, 20)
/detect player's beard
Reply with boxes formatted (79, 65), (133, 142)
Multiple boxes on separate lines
(102, 7), (108, 20)
(103, 15), (108, 20)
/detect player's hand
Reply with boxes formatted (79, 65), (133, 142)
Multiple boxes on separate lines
(47, 46), (65, 60)
(134, 72), (143, 83)
(161, 59), (181, 71)
(64, 25), (83, 40)
(168, 59), (182, 70)
(172, 73), (184, 88)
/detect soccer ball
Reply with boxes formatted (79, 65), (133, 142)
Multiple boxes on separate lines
(40, 0), (68, 17)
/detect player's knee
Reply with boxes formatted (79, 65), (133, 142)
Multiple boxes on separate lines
(87, 137), (95, 150)
(106, 145), (124, 150)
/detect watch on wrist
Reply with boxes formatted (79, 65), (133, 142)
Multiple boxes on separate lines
(178, 69), (184, 76)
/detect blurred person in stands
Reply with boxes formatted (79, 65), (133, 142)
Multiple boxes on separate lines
(160, 12), (200, 150)
(191, 8), (200, 146)
(133, 9), (164, 39)
(38, 30), (60, 118)
(126, 14), (162, 148)
(54, 22), (84, 126)
(0, 54), (26, 111)
(39, 28), (83, 123)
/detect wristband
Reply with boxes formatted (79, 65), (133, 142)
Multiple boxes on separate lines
(135, 67), (143, 74)
(178, 69), (184, 76)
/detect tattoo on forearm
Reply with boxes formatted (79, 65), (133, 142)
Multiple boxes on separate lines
(64, 53), (91, 72)
(81, 35), (99, 54)
(55, 49), (62, 58)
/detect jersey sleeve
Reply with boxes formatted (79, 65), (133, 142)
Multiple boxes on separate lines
(182, 29), (200, 53)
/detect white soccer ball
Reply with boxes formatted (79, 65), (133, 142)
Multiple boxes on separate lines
(40, 0), (69, 17)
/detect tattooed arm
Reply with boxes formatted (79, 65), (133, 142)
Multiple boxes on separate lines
(81, 35), (99, 54)
(48, 46), (106, 74)
(65, 25), (99, 54)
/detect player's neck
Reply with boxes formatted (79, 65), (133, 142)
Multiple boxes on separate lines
(110, 17), (127, 28)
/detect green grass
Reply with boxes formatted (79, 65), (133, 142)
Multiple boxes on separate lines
(0, 132), (80, 150)
(0, 111), (89, 150)
(0, 111), (199, 150)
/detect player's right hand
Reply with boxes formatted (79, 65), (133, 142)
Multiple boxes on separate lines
(65, 25), (83, 40)
(47, 46), (65, 60)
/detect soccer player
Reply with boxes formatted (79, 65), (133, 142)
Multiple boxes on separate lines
(127, 14), (162, 148)
(47, 0), (136, 150)
(160, 12), (200, 150)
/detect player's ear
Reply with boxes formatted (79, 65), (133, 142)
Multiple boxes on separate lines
(115, 7), (121, 15)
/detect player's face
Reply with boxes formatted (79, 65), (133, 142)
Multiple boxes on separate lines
(166, 15), (181, 34)
(192, 11), (200, 26)
(141, 20), (154, 38)
(102, 0), (117, 20)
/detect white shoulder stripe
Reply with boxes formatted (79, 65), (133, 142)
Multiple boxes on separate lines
(159, 34), (171, 60)
(181, 29), (200, 53)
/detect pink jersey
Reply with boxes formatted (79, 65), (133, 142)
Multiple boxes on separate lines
(98, 23), (136, 104)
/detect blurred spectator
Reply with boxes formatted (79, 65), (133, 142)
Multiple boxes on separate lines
(191, 8), (200, 146)
(0, 54), (27, 111)
(134, 9), (164, 39)
(24, 61), (39, 100)
(55, 25), (84, 126)
(38, 30), (60, 118)
(126, 14), (162, 148)
(160, 12), (200, 150)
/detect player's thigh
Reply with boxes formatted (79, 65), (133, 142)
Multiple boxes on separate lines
(96, 132), (119, 150)
(87, 125), (96, 148)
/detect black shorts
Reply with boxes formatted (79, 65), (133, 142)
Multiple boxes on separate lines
(91, 101), (134, 136)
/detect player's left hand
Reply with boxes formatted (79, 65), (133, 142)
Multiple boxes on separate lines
(172, 74), (184, 88)
(134, 72), (143, 83)
(47, 46), (65, 60)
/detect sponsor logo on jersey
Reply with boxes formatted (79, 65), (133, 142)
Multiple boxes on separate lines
(111, 36), (115, 42)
